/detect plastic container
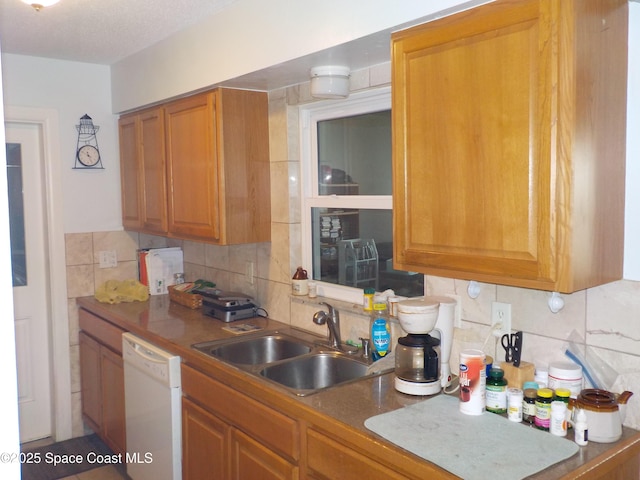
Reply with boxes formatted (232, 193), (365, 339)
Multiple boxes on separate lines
(555, 388), (571, 403)
(486, 368), (508, 414)
(550, 401), (568, 437)
(535, 388), (554, 431)
(548, 362), (583, 398)
(387, 295), (400, 317)
(523, 387), (538, 424)
(363, 288), (375, 311)
(370, 302), (391, 361)
(396, 298), (439, 334)
(308, 281), (317, 298)
(574, 408), (589, 446)
(507, 388), (523, 422)
(459, 349), (487, 416)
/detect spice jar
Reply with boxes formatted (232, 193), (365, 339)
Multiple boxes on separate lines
(291, 267), (309, 296)
(535, 388), (554, 431)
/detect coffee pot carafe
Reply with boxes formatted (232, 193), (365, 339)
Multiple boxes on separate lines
(394, 296), (456, 396)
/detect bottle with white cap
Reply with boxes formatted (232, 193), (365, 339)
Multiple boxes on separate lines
(574, 408), (589, 446)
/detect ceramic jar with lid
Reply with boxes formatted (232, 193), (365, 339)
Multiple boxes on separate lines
(572, 389), (634, 443)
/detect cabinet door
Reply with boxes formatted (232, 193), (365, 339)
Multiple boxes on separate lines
(306, 428), (406, 480)
(119, 114), (142, 230)
(182, 397), (229, 480)
(231, 429), (298, 480)
(100, 347), (126, 455)
(392, 0), (556, 289)
(165, 92), (221, 241)
(79, 332), (102, 431)
(139, 108), (168, 234)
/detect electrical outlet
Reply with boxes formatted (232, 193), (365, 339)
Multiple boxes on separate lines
(245, 261), (254, 285)
(491, 301), (511, 338)
(98, 250), (117, 268)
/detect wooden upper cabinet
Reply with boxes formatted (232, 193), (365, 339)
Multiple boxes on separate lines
(392, 0), (628, 293)
(119, 114), (142, 230)
(165, 92), (220, 241)
(118, 107), (167, 234)
(119, 88), (270, 244)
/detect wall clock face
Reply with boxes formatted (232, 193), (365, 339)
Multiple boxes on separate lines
(77, 144), (101, 167)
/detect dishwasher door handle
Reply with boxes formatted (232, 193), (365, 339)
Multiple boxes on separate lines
(126, 339), (167, 364)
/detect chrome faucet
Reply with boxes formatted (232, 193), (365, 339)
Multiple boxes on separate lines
(313, 302), (342, 349)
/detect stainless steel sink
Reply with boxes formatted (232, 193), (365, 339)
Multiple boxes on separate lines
(194, 334), (313, 365)
(259, 353), (369, 393)
(192, 329), (384, 396)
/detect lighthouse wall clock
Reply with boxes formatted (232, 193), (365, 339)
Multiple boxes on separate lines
(74, 114), (104, 169)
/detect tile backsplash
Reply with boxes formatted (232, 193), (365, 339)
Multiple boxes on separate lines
(65, 62), (640, 436)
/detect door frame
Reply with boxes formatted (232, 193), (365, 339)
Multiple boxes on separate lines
(5, 106), (71, 441)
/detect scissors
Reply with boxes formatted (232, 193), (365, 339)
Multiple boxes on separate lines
(501, 333), (516, 363)
(501, 331), (523, 366)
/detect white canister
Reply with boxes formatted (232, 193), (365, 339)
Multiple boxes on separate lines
(459, 349), (486, 415)
(387, 296), (400, 317)
(548, 362), (583, 398)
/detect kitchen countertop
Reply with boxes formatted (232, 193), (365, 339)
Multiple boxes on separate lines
(76, 295), (640, 479)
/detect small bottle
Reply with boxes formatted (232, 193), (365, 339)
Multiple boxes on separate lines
(308, 281), (317, 298)
(523, 387), (538, 424)
(554, 388), (572, 428)
(363, 288), (375, 311)
(370, 302), (391, 361)
(507, 388), (523, 422)
(550, 401), (568, 437)
(554, 388), (571, 404)
(486, 368), (508, 414)
(574, 408), (589, 446)
(292, 267), (309, 295)
(535, 388), (554, 431)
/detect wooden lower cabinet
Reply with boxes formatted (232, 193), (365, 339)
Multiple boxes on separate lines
(306, 428), (407, 480)
(100, 347), (126, 455)
(78, 309), (127, 455)
(231, 429), (298, 480)
(182, 397), (229, 480)
(181, 364), (298, 480)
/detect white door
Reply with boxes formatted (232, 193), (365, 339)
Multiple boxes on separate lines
(6, 122), (52, 442)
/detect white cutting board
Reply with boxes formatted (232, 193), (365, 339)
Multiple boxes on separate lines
(365, 394), (579, 480)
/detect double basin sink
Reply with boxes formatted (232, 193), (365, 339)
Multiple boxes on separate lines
(192, 329), (378, 396)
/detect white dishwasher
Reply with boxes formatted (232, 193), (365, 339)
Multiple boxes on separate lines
(122, 332), (182, 480)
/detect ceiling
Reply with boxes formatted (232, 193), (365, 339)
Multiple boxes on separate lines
(0, 0), (239, 65)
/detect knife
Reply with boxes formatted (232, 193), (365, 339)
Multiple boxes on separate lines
(512, 331), (523, 367)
